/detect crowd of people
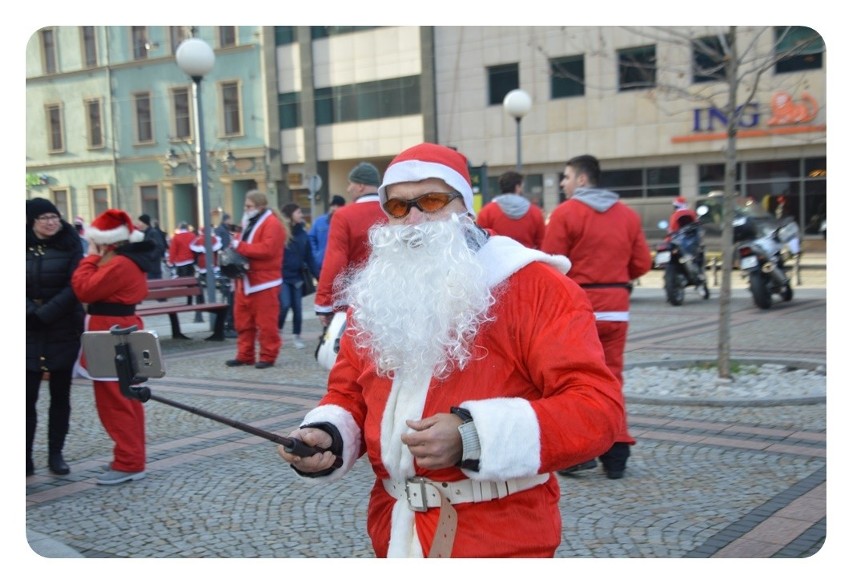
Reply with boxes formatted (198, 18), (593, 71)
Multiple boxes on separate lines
(27, 142), (661, 556)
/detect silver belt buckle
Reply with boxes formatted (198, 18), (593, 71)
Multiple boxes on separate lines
(405, 476), (430, 512)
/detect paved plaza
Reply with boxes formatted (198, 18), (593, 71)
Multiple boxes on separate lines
(21, 252), (838, 579)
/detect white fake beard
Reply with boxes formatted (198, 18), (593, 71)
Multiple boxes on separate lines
(342, 215), (495, 379)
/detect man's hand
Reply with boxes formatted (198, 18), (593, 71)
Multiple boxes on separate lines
(401, 413), (464, 470)
(317, 313), (333, 327)
(277, 427), (336, 473)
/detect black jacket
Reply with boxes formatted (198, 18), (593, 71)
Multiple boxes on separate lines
(26, 221), (85, 372)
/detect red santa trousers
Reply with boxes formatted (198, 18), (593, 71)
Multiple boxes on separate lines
(92, 380), (146, 472)
(234, 282), (282, 363)
(595, 319), (635, 445)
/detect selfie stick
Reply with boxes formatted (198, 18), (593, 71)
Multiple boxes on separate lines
(108, 325), (342, 468)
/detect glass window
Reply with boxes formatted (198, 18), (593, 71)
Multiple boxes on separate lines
(692, 34), (730, 83)
(550, 55), (586, 99)
(310, 26), (378, 39)
(279, 92), (301, 129)
(170, 27), (190, 54)
(219, 26), (236, 48)
(132, 26), (148, 60)
(488, 63), (519, 106)
(140, 184), (160, 221)
(601, 166), (679, 199)
(52, 189), (70, 219)
(221, 82), (242, 136)
(275, 27), (296, 45)
(134, 92), (153, 143)
(172, 87), (191, 139)
(92, 187), (109, 216)
(313, 76), (420, 125)
(40, 28), (57, 74)
(550, 55), (585, 98)
(81, 26), (97, 68)
(746, 159), (801, 180)
(774, 26), (824, 73)
(45, 103), (64, 152)
(618, 45), (656, 91)
(85, 98), (103, 149)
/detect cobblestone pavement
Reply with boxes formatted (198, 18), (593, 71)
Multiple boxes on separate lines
(23, 257), (837, 578)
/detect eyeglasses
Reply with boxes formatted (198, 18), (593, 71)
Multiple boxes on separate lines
(36, 214), (60, 223)
(383, 192), (461, 219)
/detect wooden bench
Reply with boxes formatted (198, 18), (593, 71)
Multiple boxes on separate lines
(136, 277), (229, 341)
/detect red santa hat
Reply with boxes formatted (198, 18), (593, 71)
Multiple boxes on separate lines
(672, 196), (688, 211)
(87, 209), (144, 245)
(378, 143), (475, 216)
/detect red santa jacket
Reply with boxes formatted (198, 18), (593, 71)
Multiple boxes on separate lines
(233, 209), (286, 294)
(314, 194), (387, 313)
(542, 192), (651, 319)
(71, 253), (148, 380)
(168, 230), (196, 267)
(477, 198), (545, 249)
(189, 231), (223, 272)
(294, 237), (623, 557)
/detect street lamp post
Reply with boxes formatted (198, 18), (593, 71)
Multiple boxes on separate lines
(503, 89), (532, 172)
(176, 37), (217, 303)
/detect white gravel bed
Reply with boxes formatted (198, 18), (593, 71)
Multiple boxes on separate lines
(624, 362), (826, 402)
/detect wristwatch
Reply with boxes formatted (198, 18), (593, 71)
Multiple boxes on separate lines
(451, 406), (481, 471)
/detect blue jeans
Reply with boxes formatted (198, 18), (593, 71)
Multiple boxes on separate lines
(278, 280), (303, 335)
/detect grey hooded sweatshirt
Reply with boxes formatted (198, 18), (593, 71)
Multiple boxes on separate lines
(491, 193), (532, 219)
(571, 187), (620, 213)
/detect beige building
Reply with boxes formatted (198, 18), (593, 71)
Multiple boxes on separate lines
(277, 26), (825, 240)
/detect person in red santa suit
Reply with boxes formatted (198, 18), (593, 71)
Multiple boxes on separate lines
(189, 226), (223, 310)
(71, 209), (158, 485)
(278, 143), (623, 558)
(225, 190), (287, 369)
(314, 162), (387, 327)
(542, 154), (652, 480)
(667, 195), (699, 234)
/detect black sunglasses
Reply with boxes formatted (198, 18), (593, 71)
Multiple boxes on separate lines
(383, 192), (462, 219)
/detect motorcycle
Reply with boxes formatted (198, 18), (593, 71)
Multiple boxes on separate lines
(735, 218), (798, 309)
(654, 219), (710, 306)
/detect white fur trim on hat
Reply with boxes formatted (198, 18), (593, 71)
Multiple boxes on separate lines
(378, 143), (476, 217)
(87, 209), (145, 245)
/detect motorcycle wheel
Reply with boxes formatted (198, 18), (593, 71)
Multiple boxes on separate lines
(664, 264), (685, 306)
(781, 284), (794, 302)
(748, 271), (773, 309)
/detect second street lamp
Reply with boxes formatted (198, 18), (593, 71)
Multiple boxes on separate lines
(503, 89), (532, 172)
(175, 37), (217, 304)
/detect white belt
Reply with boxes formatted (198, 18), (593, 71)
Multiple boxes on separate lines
(382, 474), (549, 513)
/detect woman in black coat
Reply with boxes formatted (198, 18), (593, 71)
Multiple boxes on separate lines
(26, 198), (84, 476)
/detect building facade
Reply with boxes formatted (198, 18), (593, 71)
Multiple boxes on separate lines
(27, 26), (826, 241)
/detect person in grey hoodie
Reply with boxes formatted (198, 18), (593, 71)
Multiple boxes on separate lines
(541, 154), (651, 480)
(476, 171), (545, 249)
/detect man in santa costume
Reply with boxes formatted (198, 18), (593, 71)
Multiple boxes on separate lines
(314, 161), (387, 327)
(72, 209), (157, 485)
(226, 190), (287, 369)
(278, 143), (623, 557)
(667, 195), (699, 234)
(542, 154), (652, 480)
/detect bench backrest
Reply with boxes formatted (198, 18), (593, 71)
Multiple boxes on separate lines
(145, 277), (202, 301)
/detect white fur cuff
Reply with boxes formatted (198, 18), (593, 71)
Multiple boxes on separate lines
(459, 397), (541, 481)
(297, 404), (362, 482)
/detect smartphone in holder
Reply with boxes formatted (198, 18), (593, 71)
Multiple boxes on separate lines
(81, 330), (166, 379)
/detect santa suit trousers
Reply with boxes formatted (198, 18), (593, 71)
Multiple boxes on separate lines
(595, 319), (635, 447)
(92, 379), (146, 472)
(234, 283), (282, 364)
